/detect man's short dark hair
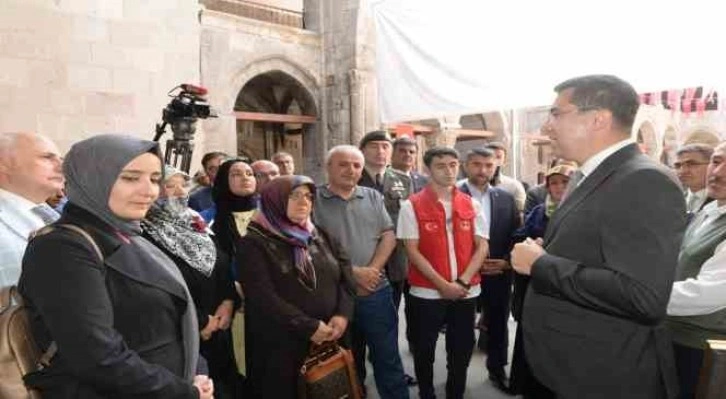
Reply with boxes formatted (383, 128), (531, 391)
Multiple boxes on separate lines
(676, 143), (714, 161)
(465, 147), (495, 162)
(423, 147), (459, 168)
(271, 151), (293, 160)
(393, 136), (418, 150)
(485, 141), (506, 154)
(554, 75), (639, 133)
(201, 151), (228, 168)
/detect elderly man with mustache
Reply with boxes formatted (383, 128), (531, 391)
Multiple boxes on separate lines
(667, 141), (726, 399)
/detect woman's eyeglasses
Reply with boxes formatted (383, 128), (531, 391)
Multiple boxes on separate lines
(289, 192), (314, 201)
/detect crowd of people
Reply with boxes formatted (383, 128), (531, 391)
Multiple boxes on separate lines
(1, 73), (725, 399)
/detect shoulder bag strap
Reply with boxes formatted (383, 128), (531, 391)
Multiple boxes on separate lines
(36, 224), (104, 369)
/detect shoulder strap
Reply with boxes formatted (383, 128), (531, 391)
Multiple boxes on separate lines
(56, 224), (104, 261)
(30, 224), (103, 370)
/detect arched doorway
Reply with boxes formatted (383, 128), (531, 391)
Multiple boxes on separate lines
(234, 70), (318, 173)
(635, 121), (658, 158)
(660, 126), (679, 166)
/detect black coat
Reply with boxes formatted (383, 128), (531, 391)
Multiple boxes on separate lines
(18, 204), (198, 399)
(523, 144), (686, 399)
(143, 232), (237, 331)
(237, 222), (356, 399)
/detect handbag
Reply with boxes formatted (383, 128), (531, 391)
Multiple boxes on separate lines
(1, 224), (103, 399)
(298, 342), (361, 399)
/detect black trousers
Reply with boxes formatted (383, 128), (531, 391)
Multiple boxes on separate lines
(408, 295), (476, 399)
(673, 342), (705, 399)
(480, 271), (513, 372)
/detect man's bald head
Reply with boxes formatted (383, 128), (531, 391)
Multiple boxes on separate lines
(0, 132), (64, 203)
(251, 159), (280, 189)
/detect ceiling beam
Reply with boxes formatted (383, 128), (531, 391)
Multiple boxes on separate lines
(234, 111), (317, 124)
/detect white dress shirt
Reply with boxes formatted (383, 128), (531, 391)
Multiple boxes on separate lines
(497, 174), (526, 212)
(668, 211), (726, 316)
(577, 138), (636, 187)
(458, 180), (492, 237)
(0, 188), (49, 287)
(685, 188), (708, 214)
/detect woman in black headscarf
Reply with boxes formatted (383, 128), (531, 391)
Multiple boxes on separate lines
(142, 165), (239, 398)
(210, 158), (258, 381)
(238, 175), (356, 398)
(18, 134), (213, 399)
(211, 158), (258, 261)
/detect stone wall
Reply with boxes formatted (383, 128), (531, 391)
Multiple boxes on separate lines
(199, 8), (324, 177)
(0, 0), (201, 162)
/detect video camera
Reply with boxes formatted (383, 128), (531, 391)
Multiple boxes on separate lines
(154, 84), (217, 173)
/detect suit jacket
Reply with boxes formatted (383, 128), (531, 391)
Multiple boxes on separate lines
(359, 168), (412, 281)
(458, 184), (519, 259)
(0, 193), (46, 288)
(18, 204), (197, 398)
(410, 171), (429, 193)
(523, 144), (686, 399)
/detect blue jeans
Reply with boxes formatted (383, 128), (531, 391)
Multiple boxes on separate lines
(352, 285), (409, 399)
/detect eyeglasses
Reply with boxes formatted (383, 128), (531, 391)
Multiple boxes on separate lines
(547, 106), (600, 120)
(289, 192), (314, 202)
(673, 160), (709, 169)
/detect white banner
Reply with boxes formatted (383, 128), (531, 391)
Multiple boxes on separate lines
(370, 0), (726, 123)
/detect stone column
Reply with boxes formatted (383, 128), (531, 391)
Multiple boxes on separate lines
(348, 68), (365, 145)
(424, 115), (461, 149)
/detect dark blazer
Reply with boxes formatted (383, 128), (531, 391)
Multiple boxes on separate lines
(458, 184), (519, 259)
(18, 204), (197, 399)
(410, 171), (429, 193)
(523, 144), (686, 399)
(237, 222), (356, 398)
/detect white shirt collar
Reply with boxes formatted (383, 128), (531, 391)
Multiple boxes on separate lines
(459, 180), (489, 197)
(700, 200), (726, 218)
(0, 188), (41, 211)
(579, 139), (636, 179)
(687, 188), (707, 200)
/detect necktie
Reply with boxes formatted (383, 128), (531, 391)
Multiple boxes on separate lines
(32, 204), (60, 225)
(561, 171), (584, 203)
(375, 173), (383, 189)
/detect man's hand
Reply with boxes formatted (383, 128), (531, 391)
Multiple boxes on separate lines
(214, 300), (234, 330)
(328, 316), (348, 341)
(511, 238), (546, 276)
(352, 266), (382, 294)
(438, 281), (469, 300)
(481, 259), (508, 275)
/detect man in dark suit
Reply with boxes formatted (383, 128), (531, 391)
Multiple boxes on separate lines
(457, 148), (519, 393)
(511, 75), (686, 399)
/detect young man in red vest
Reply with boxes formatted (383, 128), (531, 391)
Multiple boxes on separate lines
(397, 147), (489, 399)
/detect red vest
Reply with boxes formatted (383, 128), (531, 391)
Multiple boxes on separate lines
(408, 186), (480, 289)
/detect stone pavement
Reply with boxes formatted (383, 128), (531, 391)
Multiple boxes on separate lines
(363, 309), (521, 399)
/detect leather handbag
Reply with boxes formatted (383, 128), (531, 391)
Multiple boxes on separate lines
(298, 342), (361, 399)
(0, 224), (103, 399)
